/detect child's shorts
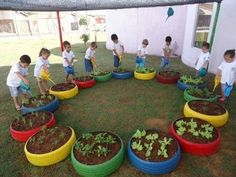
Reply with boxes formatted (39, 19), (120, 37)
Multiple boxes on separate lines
(8, 86), (26, 97)
(160, 57), (170, 69)
(64, 66), (75, 75)
(114, 55), (120, 67)
(136, 56), (145, 67)
(84, 59), (93, 72)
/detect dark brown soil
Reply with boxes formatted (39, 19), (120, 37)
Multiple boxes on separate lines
(131, 130), (178, 162)
(12, 112), (52, 131)
(23, 94), (55, 108)
(51, 83), (75, 91)
(189, 92), (216, 99)
(173, 118), (219, 143)
(113, 68), (130, 73)
(159, 71), (180, 78)
(74, 76), (93, 82)
(189, 100), (226, 115)
(74, 131), (121, 165)
(26, 126), (72, 154)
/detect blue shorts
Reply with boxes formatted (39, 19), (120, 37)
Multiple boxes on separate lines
(84, 59), (93, 72)
(8, 86), (26, 97)
(64, 66), (75, 75)
(136, 56), (145, 67)
(114, 55), (120, 67)
(160, 57), (170, 69)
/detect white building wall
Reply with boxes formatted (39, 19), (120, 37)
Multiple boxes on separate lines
(105, 6), (187, 56)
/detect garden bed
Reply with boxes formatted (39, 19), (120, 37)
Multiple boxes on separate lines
(112, 68), (133, 79)
(73, 76), (96, 89)
(184, 87), (217, 102)
(91, 71), (112, 82)
(49, 83), (78, 100)
(134, 66), (156, 80)
(156, 70), (180, 84)
(177, 75), (206, 91)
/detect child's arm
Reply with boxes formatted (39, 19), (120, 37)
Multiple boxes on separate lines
(16, 72), (29, 85)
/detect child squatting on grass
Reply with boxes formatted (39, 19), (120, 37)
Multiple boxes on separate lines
(195, 42), (211, 76)
(111, 34), (124, 69)
(62, 41), (76, 82)
(136, 39), (149, 67)
(6, 55), (31, 111)
(84, 42), (97, 74)
(216, 49), (236, 102)
(34, 48), (50, 94)
(160, 36), (173, 70)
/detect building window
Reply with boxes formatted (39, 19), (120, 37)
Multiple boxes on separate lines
(194, 3), (214, 48)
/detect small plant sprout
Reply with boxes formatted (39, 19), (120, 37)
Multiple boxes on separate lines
(80, 144), (94, 156)
(144, 143), (153, 158)
(187, 119), (197, 129)
(158, 137), (172, 146)
(95, 133), (107, 143)
(199, 131), (213, 139)
(176, 126), (186, 136)
(175, 120), (186, 128)
(82, 133), (93, 140)
(145, 133), (159, 142)
(104, 135), (116, 144)
(157, 146), (168, 158)
(131, 140), (143, 151)
(133, 129), (146, 139)
(201, 124), (214, 132)
(74, 141), (84, 151)
(96, 145), (109, 157)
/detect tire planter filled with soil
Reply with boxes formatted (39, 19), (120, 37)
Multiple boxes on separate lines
(177, 75), (206, 91)
(10, 111), (55, 142)
(24, 126), (76, 166)
(184, 87), (218, 102)
(170, 118), (220, 156)
(22, 94), (59, 115)
(184, 100), (228, 127)
(134, 66), (156, 81)
(112, 68), (133, 79)
(73, 76), (96, 89)
(127, 129), (181, 175)
(49, 83), (78, 100)
(92, 71), (112, 82)
(71, 131), (125, 177)
(156, 71), (180, 84)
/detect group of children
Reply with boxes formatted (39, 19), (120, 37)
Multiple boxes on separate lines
(6, 33), (236, 110)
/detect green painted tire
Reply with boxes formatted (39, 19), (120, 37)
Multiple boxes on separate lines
(71, 134), (125, 177)
(184, 89), (217, 102)
(93, 72), (112, 82)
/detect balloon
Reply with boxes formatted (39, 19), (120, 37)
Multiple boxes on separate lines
(166, 7), (174, 22)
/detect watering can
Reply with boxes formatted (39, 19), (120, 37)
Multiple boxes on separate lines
(40, 69), (56, 85)
(224, 84), (233, 97)
(91, 57), (97, 68)
(119, 53), (124, 64)
(65, 66), (75, 75)
(20, 81), (33, 97)
(197, 68), (207, 77)
(213, 75), (221, 92)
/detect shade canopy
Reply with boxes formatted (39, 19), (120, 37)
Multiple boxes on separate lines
(0, 0), (222, 11)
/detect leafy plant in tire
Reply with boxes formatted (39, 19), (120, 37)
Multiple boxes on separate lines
(145, 133), (159, 142)
(144, 143), (153, 158)
(96, 145), (109, 157)
(133, 129), (146, 139)
(180, 75), (204, 85)
(131, 140), (143, 151)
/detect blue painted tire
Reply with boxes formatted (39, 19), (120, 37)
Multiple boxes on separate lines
(127, 140), (181, 175)
(112, 71), (133, 79)
(22, 96), (59, 114)
(177, 79), (206, 91)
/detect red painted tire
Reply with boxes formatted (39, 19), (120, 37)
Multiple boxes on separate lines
(73, 78), (96, 89)
(170, 118), (221, 156)
(156, 72), (180, 84)
(10, 112), (56, 142)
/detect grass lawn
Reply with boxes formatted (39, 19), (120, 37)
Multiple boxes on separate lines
(0, 39), (236, 177)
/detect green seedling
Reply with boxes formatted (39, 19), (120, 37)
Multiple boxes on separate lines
(158, 145), (168, 158)
(187, 119), (197, 129)
(131, 140), (143, 151)
(95, 133), (107, 143)
(82, 133), (93, 140)
(104, 135), (116, 144)
(80, 144), (94, 156)
(133, 129), (146, 139)
(201, 124), (214, 132)
(145, 133), (159, 142)
(175, 120), (186, 127)
(158, 137), (172, 146)
(176, 126), (186, 136)
(144, 143), (153, 158)
(96, 145), (109, 157)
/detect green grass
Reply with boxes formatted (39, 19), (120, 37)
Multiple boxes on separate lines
(0, 39), (236, 177)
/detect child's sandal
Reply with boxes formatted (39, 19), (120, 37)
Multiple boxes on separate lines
(15, 105), (22, 111)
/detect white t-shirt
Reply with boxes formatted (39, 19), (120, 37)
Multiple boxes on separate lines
(195, 52), (210, 70)
(85, 47), (95, 60)
(112, 40), (124, 56)
(6, 62), (28, 87)
(62, 50), (75, 67)
(34, 57), (50, 78)
(218, 60), (236, 85)
(137, 46), (148, 58)
(162, 44), (173, 57)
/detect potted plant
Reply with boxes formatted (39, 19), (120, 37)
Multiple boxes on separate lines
(134, 66), (156, 80)
(91, 70), (112, 82)
(184, 87), (218, 102)
(49, 82), (78, 100)
(170, 118), (220, 156)
(127, 129), (181, 175)
(22, 94), (59, 114)
(177, 75), (206, 91)
(71, 131), (125, 177)
(24, 126), (76, 166)
(112, 67), (133, 79)
(73, 75), (96, 89)
(156, 70), (180, 84)
(10, 111), (55, 142)
(184, 100), (228, 127)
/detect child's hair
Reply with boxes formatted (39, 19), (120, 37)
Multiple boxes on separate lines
(202, 41), (210, 49)
(142, 39), (149, 46)
(165, 36), (172, 42)
(20, 55), (31, 64)
(224, 49), (235, 58)
(111, 34), (118, 41)
(63, 41), (71, 47)
(39, 48), (50, 57)
(90, 42), (97, 48)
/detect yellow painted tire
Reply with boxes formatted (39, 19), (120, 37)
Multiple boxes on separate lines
(24, 127), (76, 166)
(49, 84), (79, 100)
(134, 71), (156, 80)
(183, 102), (229, 127)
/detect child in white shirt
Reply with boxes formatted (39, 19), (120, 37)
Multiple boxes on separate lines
(62, 41), (75, 82)
(6, 55), (31, 110)
(160, 36), (172, 69)
(84, 42), (97, 73)
(216, 49), (236, 102)
(34, 48), (50, 94)
(195, 42), (211, 76)
(136, 39), (149, 67)
(111, 34), (124, 69)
